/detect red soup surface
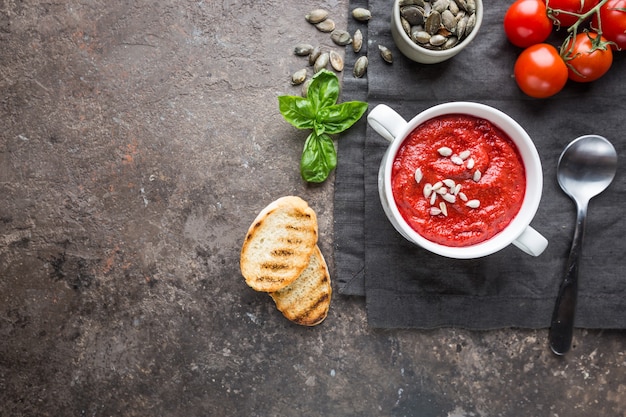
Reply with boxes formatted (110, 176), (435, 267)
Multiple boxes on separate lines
(391, 114), (526, 247)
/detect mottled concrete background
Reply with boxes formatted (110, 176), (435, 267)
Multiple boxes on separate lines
(1, 1), (625, 416)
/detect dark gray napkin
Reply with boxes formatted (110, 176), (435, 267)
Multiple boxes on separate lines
(335, 0), (626, 329)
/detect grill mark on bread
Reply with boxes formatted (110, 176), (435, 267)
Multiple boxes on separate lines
(272, 248), (295, 257)
(261, 262), (290, 271)
(257, 275), (285, 282)
(293, 293), (330, 325)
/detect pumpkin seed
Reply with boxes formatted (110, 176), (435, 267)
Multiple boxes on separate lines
(301, 78), (312, 97)
(329, 50), (344, 72)
(314, 52), (329, 73)
(331, 29), (352, 46)
(401, 17), (412, 36)
(429, 34), (447, 46)
(353, 29), (363, 53)
(315, 19), (336, 33)
(411, 29), (431, 44)
(309, 46), (321, 66)
(379, 45), (393, 64)
(441, 9), (456, 30)
(400, 0), (425, 7)
(352, 7), (372, 22)
(305, 9), (329, 24)
(432, 0), (450, 14)
(401, 5), (425, 26)
(425, 11), (442, 35)
(353, 56), (368, 78)
(291, 68), (307, 85)
(294, 43), (314, 56)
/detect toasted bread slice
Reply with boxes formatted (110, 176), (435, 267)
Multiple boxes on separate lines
(269, 245), (331, 326)
(240, 196), (318, 292)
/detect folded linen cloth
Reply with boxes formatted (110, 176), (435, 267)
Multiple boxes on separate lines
(335, 0), (626, 328)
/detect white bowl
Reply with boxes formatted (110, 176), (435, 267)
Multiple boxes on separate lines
(368, 102), (548, 259)
(391, 0), (483, 64)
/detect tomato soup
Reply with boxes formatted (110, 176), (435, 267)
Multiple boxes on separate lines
(391, 114), (526, 247)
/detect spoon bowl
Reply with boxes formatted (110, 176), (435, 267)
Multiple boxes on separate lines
(557, 136), (618, 202)
(549, 135), (617, 355)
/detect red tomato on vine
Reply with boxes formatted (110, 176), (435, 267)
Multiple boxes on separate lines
(504, 0), (553, 47)
(592, 0), (626, 50)
(547, 0), (600, 27)
(514, 43), (569, 98)
(563, 32), (613, 82)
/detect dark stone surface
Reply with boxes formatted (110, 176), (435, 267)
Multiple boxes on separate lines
(1, 1), (625, 416)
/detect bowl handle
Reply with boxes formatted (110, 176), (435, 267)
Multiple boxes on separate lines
(367, 104), (407, 143)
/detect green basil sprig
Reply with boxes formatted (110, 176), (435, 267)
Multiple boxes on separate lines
(278, 70), (368, 183)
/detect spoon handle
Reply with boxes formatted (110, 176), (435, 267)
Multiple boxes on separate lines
(549, 202), (587, 355)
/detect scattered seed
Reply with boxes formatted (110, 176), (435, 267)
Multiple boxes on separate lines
(459, 150), (471, 160)
(294, 43), (314, 56)
(301, 78), (312, 97)
(430, 207), (442, 216)
(438, 146), (453, 157)
(473, 170), (482, 182)
(309, 46), (322, 66)
(423, 183), (433, 198)
(314, 52), (329, 73)
(352, 7), (372, 22)
(454, 184), (462, 195)
(430, 191), (437, 205)
(466, 158), (475, 169)
(353, 56), (368, 78)
(315, 19), (336, 33)
(432, 181), (443, 190)
(329, 50), (344, 72)
(442, 193), (456, 203)
(415, 167), (423, 183)
(331, 29), (352, 46)
(439, 202), (448, 216)
(436, 187), (448, 195)
(379, 45), (393, 64)
(353, 29), (363, 53)
(459, 192), (468, 202)
(466, 199), (480, 208)
(306, 9), (329, 24)
(443, 179), (455, 188)
(291, 68), (307, 85)
(451, 155), (464, 165)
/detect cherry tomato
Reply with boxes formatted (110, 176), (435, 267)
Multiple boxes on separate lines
(564, 32), (613, 82)
(504, 0), (553, 48)
(592, 0), (626, 50)
(547, 0), (599, 27)
(514, 43), (569, 98)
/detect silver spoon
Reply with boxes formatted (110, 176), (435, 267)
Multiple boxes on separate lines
(549, 135), (617, 355)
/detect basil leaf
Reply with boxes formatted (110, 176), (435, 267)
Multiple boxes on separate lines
(278, 95), (315, 130)
(307, 70), (339, 113)
(300, 132), (337, 183)
(316, 101), (369, 135)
